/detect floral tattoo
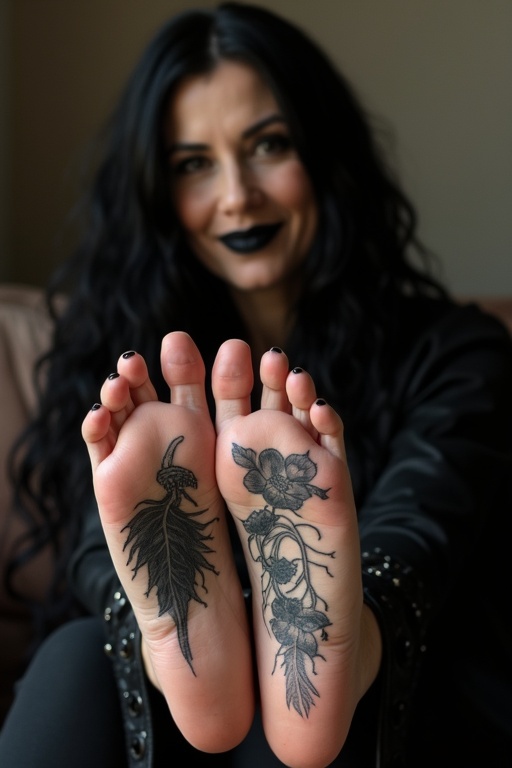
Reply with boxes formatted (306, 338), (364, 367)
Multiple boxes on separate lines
(232, 443), (334, 717)
(121, 435), (217, 674)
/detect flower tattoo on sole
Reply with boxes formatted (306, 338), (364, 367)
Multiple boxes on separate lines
(122, 435), (218, 674)
(232, 443), (334, 717)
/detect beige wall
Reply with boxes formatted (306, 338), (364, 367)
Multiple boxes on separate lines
(0, 0), (10, 282)
(3, 0), (512, 294)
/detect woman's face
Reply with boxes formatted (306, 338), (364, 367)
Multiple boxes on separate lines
(164, 60), (318, 293)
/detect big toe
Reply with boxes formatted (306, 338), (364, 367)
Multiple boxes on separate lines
(160, 331), (208, 408)
(212, 339), (254, 429)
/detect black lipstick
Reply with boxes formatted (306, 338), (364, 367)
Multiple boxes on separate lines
(219, 224), (282, 254)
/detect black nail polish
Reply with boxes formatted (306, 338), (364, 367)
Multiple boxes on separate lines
(91, 402), (101, 411)
(292, 367), (303, 374)
(108, 372), (119, 380)
(316, 398), (327, 406)
(270, 347), (282, 353)
(122, 350), (135, 359)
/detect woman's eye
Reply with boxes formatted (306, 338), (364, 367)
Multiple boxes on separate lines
(172, 156), (210, 176)
(254, 134), (292, 157)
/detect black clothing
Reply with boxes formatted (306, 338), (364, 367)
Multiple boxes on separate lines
(0, 617), (380, 768)
(2, 298), (511, 767)
(0, 619), (127, 768)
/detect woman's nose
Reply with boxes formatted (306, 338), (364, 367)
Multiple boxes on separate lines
(217, 161), (261, 214)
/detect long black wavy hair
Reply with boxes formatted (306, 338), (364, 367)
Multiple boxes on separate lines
(8, 1), (448, 637)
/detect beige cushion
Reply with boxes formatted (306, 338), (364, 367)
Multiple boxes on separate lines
(472, 296), (512, 335)
(0, 284), (56, 724)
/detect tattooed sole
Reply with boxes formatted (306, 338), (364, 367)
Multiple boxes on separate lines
(232, 442), (334, 717)
(122, 435), (218, 674)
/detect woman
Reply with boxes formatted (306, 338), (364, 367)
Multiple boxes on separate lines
(2, 3), (511, 766)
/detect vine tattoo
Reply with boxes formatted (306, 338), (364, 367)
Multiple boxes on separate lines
(121, 435), (217, 674)
(232, 443), (334, 717)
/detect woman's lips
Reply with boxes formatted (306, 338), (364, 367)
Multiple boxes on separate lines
(219, 224), (283, 254)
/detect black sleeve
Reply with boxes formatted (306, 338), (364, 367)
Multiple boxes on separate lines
(67, 502), (119, 617)
(358, 304), (512, 764)
(67, 508), (155, 766)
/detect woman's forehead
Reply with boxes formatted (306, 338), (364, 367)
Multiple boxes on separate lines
(165, 61), (283, 143)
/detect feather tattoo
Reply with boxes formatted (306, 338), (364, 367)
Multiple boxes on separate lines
(122, 435), (218, 674)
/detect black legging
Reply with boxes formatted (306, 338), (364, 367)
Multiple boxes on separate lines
(0, 617), (373, 767)
(0, 618), (128, 767)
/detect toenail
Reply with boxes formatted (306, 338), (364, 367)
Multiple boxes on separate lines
(292, 367), (303, 374)
(91, 403), (101, 411)
(316, 398), (327, 406)
(108, 372), (119, 380)
(122, 350), (136, 359)
(270, 346), (283, 353)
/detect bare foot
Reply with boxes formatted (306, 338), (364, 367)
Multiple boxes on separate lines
(213, 343), (379, 767)
(81, 332), (254, 751)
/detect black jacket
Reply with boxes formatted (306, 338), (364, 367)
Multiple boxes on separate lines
(69, 298), (512, 767)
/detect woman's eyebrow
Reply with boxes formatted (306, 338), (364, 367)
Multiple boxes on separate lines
(168, 114), (287, 155)
(168, 141), (209, 156)
(242, 113), (286, 139)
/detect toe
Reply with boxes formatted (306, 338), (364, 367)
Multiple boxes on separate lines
(160, 332), (208, 410)
(286, 367), (318, 437)
(260, 347), (290, 411)
(286, 366), (318, 410)
(310, 399), (347, 462)
(117, 350), (158, 405)
(212, 339), (254, 429)
(99, 372), (135, 432)
(81, 403), (115, 468)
